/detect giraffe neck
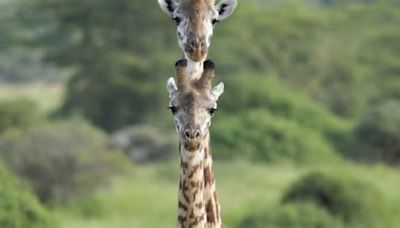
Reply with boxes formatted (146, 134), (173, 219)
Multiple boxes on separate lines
(178, 139), (206, 227)
(202, 132), (222, 228)
(177, 132), (222, 228)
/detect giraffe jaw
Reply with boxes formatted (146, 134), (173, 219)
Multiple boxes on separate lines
(187, 49), (208, 63)
(183, 139), (201, 152)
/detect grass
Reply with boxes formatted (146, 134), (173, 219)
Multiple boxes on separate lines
(54, 161), (400, 228)
(0, 83), (64, 114)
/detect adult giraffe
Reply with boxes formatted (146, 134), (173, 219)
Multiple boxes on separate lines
(157, 0), (237, 79)
(167, 59), (224, 228)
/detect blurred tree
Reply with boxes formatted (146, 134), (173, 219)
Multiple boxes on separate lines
(0, 49), (60, 83)
(17, 0), (180, 131)
(0, 0), (18, 51)
(0, 0), (60, 84)
(353, 100), (400, 164)
(211, 2), (400, 118)
(0, 122), (131, 204)
(12, 0), (400, 131)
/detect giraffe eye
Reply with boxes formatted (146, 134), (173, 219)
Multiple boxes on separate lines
(173, 17), (181, 25)
(169, 106), (178, 115)
(209, 108), (217, 116)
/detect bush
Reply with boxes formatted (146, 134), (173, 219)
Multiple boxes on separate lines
(220, 76), (349, 135)
(0, 49), (60, 84)
(63, 196), (106, 219)
(237, 203), (344, 228)
(353, 100), (400, 164)
(109, 125), (177, 163)
(213, 75), (350, 162)
(0, 99), (38, 133)
(0, 162), (54, 228)
(0, 122), (131, 204)
(212, 110), (339, 163)
(282, 171), (392, 226)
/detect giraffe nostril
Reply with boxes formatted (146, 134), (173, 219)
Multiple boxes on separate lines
(184, 129), (201, 139)
(200, 40), (206, 48)
(185, 131), (191, 139)
(190, 40), (196, 48)
(185, 44), (194, 53)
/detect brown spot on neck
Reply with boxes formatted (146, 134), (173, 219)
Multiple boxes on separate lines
(205, 199), (216, 224)
(195, 202), (203, 209)
(178, 215), (186, 225)
(188, 164), (201, 178)
(179, 201), (188, 211)
(189, 216), (204, 227)
(204, 166), (213, 186)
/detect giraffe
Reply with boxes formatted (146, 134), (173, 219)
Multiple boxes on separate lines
(167, 59), (224, 228)
(158, 0), (237, 79)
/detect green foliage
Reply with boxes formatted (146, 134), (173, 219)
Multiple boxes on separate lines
(212, 76), (346, 163)
(0, 122), (131, 204)
(282, 171), (393, 226)
(213, 110), (339, 163)
(12, 0), (399, 130)
(353, 100), (400, 164)
(0, 0), (19, 51)
(220, 75), (349, 134)
(63, 196), (106, 219)
(17, 0), (180, 131)
(0, 83), (64, 115)
(211, 1), (400, 118)
(237, 203), (344, 228)
(0, 50), (60, 83)
(0, 99), (38, 133)
(0, 162), (54, 228)
(59, 54), (171, 131)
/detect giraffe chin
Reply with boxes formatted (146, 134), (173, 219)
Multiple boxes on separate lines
(188, 49), (207, 62)
(183, 140), (201, 152)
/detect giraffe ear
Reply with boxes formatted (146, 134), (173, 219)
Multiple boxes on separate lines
(167, 77), (178, 97)
(157, 0), (178, 17)
(211, 82), (224, 100)
(215, 0), (237, 21)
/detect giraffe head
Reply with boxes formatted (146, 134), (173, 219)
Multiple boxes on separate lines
(158, 0), (237, 62)
(167, 59), (223, 152)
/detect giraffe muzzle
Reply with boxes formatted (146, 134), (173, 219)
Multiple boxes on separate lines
(185, 39), (208, 62)
(183, 139), (201, 152)
(183, 128), (202, 151)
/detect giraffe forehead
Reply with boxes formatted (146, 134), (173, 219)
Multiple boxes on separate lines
(176, 91), (213, 108)
(181, 0), (213, 19)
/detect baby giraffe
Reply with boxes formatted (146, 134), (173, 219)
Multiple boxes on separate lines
(167, 59), (224, 228)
